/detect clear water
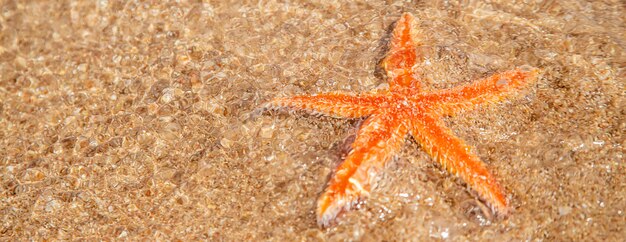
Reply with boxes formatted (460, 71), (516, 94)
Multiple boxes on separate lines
(0, 1), (623, 240)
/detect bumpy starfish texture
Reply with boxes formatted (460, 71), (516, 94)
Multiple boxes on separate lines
(265, 13), (538, 227)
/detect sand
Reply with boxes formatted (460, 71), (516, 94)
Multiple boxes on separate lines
(1, 0), (624, 240)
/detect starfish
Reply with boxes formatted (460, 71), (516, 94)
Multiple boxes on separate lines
(264, 13), (538, 227)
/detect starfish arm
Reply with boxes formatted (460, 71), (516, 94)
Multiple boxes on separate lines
(425, 66), (539, 115)
(265, 91), (386, 118)
(382, 12), (424, 93)
(409, 113), (509, 215)
(317, 114), (408, 226)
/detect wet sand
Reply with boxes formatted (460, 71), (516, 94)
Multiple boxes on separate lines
(1, 1), (624, 240)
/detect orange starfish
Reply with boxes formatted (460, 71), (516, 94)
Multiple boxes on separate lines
(265, 13), (538, 227)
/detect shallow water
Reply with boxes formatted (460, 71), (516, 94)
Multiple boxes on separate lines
(0, 1), (624, 240)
